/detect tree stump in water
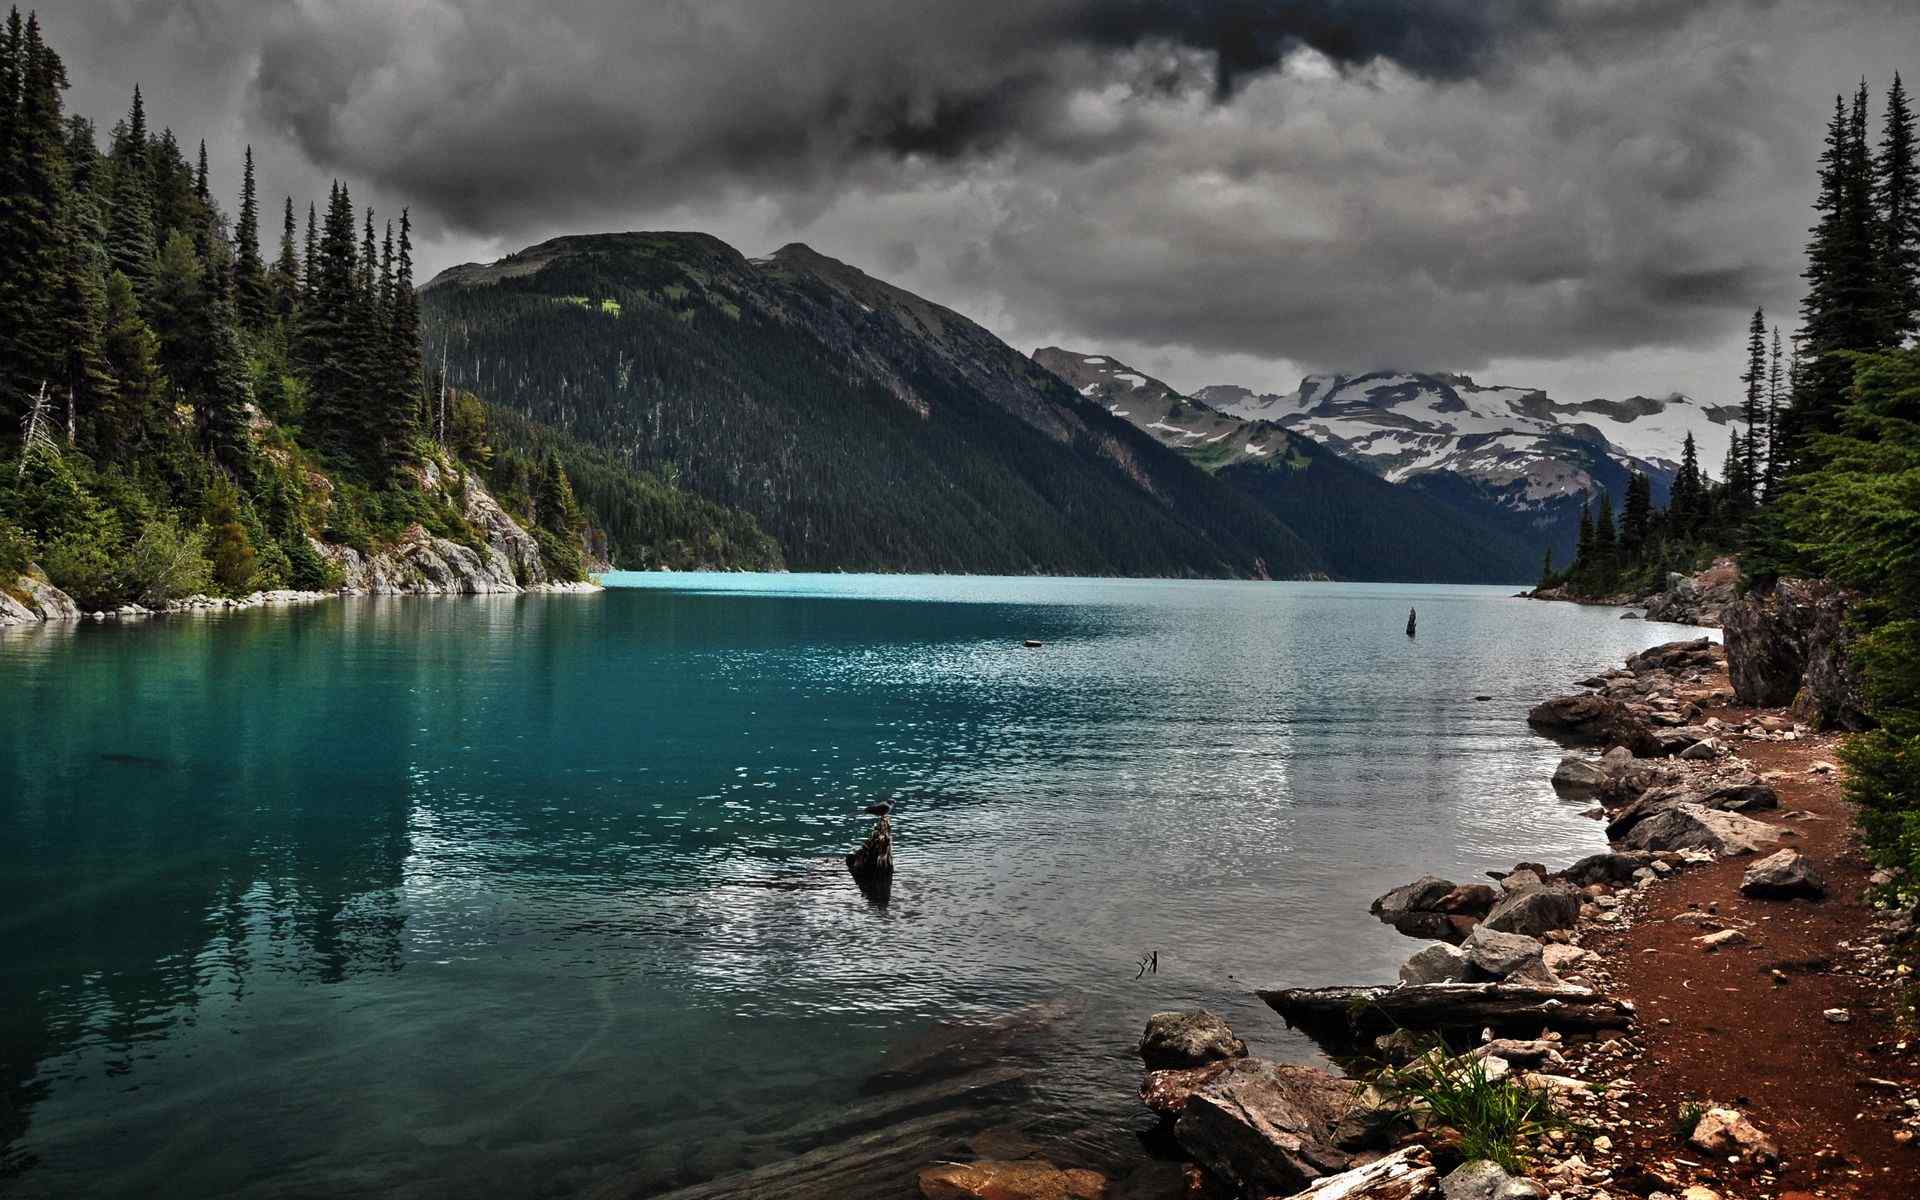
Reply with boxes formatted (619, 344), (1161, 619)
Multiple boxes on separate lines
(847, 814), (894, 903)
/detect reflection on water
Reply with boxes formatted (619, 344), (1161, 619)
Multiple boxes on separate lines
(0, 577), (1708, 1197)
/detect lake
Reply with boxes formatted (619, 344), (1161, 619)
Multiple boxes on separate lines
(0, 575), (1702, 1198)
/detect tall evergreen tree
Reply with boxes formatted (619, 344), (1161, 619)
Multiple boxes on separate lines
(1878, 73), (1918, 341)
(381, 208), (422, 468)
(302, 181), (363, 458)
(0, 9), (68, 414)
(1795, 88), (1892, 460)
(1672, 432), (1702, 532)
(268, 194), (299, 319)
(105, 85), (155, 298)
(1764, 326), (1787, 499)
(1621, 472), (1652, 558)
(232, 144), (267, 330)
(1739, 306), (1767, 496)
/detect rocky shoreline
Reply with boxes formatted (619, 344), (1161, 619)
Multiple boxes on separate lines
(1524, 559), (1741, 628)
(1, 468), (605, 629)
(912, 625), (1918, 1199)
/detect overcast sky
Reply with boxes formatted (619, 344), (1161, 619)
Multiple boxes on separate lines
(50, 1), (1920, 405)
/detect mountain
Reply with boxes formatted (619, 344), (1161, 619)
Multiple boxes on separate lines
(421, 234), (1321, 578)
(1192, 373), (1745, 561)
(1032, 349), (1545, 583)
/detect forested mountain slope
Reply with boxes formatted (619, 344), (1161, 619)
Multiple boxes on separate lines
(1033, 348), (1544, 583)
(421, 234), (1322, 578)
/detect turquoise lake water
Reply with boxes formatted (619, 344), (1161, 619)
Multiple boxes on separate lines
(0, 575), (1703, 1197)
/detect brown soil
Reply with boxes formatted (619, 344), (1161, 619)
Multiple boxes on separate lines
(1572, 687), (1920, 1199)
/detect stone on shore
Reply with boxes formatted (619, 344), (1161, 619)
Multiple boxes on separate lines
(1688, 1106), (1779, 1163)
(1526, 694), (1661, 757)
(918, 1159), (1108, 1200)
(1275, 1147), (1438, 1199)
(1173, 1059), (1357, 1196)
(1626, 636), (1724, 675)
(1440, 1158), (1547, 1200)
(1400, 942), (1471, 985)
(1740, 849), (1827, 900)
(1371, 876), (1481, 941)
(1480, 884), (1581, 937)
(1563, 851), (1658, 886)
(1460, 926), (1558, 985)
(1139, 1010), (1248, 1070)
(1139, 1061), (1235, 1118)
(1551, 755), (1610, 795)
(1617, 803), (1782, 856)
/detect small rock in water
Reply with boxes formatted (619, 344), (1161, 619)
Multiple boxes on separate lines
(864, 801), (893, 816)
(846, 814), (894, 903)
(1022, 639), (1045, 648)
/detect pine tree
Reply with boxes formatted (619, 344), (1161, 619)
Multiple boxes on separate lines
(1574, 498), (1594, 574)
(537, 449), (582, 534)
(94, 269), (163, 457)
(1794, 88), (1892, 462)
(232, 144), (267, 330)
(1622, 472), (1652, 558)
(1764, 327), (1786, 500)
(1671, 432), (1702, 532)
(381, 208), (422, 470)
(0, 9), (69, 414)
(1593, 490), (1617, 581)
(1739, 306), (1766, 497)
(269, 194), (299, 320)
(105, 85), (155, 298)
(302, 181), (363, 459)
(1878, 73), (1919, 341)
(1538, 546), (1554, 588)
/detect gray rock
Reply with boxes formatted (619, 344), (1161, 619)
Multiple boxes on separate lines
(1442, 1158), (1548, 1200)
(1679, 737), (1724, 761)
(1526, 693), (1661, 757)
(1139, 1010), (1249, 1070)
(1724, 578), (1870, 729)
(1563, 851), (1658, 885)
(1399, 943), (1470, 985)
(1690, 1106), (1779, 1162)
(1551, 754), (1611, 795)
(1699, 782), (1780, 812)
(1619, 804), (1782, 856)
(1461, 926), (1558, 984)
(1481, 885), (1581, 937)
(1173, 1058), (1357, 1196)
(1371, 875), (1457, 919)
(1498, 869), (1545, 894)
(1740, 849), (1827, 900)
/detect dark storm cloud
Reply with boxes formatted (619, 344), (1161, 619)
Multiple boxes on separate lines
(44, 0), (1920, 390)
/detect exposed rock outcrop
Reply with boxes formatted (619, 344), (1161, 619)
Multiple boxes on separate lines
(1641, 558), (1739, 627)
(1616, 803), (1781, 856)
(0, 566), (80, 625)
(1722, 579), (1870, 730)
(1480, 884), (1581, 937)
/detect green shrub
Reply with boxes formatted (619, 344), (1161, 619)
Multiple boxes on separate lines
(123, 517), (212, 604)
(41, 529), (122, 610)
(1381, 1046), (1559, 1175)
(0, 520), (32, 576)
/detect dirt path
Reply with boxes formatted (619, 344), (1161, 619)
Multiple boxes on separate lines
(1569, 686), (1919, 1199)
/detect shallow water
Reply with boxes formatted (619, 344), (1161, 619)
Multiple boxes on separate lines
(0, 575), (1703, 1197)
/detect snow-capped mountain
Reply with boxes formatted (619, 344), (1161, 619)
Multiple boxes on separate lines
(1032, 348), (1304, 469)
(1193, 372), (1743, 507)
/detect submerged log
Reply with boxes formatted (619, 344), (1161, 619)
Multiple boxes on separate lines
(1257, 983), (1633, 1050)
(847, 813), (894, 903)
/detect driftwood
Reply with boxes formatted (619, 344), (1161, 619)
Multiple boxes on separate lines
(1258, 983), (1633, 1049)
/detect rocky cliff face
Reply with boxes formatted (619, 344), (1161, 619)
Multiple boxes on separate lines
(315, 465), (567, 595)
(1722, 579), (1871, 730)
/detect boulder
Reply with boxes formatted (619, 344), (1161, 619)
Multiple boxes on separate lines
(1435, 884), (1500, 916)
(1260, 983), (1634, 1046)
(1679, 737), (1724, 761)
(1173, 1059), (1357, 1196)
(1740, 849), (1827, 900)
(1563, 851), (1658, 886)
(918, 1159), (1108, 1200)
(1541, 944), (1589, 973)
(1689, 1106), (1779, 1163)
(1526, 694), (1661, 757)
(1618, 804), (1781, 856)
(1372, 876), (1457, 918)
(1372, 876), (1477, 941)
(1497, 869), (1544, 894)
(1723, 579), (1870, 729)
(1139, 1010), (1249, 1070)
(1625, 637), (1723, 676)
(1481, 885), (1581, 937)
(1698, 782), (1779, 813)
(1461, 927), (1557, 984)
(1277, 1148), (1439, 1199)
(1643, 559), (1739, 626)
(1440, 1159), (1548, 1200)
(1550, 755), (1611, 796)
(1140, 1061), (1235, 1118)
(1400, 943), (1471, 986)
